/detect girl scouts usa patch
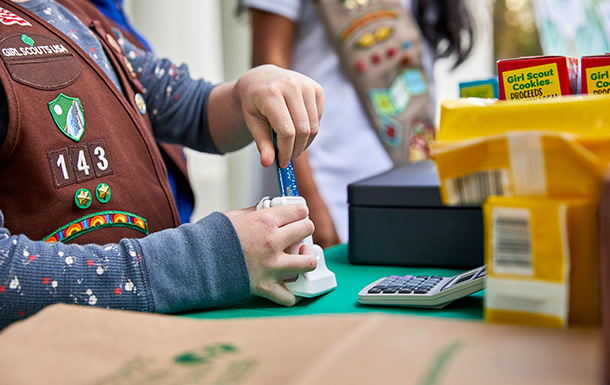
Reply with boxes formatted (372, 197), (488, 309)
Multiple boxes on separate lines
(0, 33), (81, 90)
(48, 93), (85, 142)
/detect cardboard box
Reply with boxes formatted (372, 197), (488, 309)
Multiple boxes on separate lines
(497, 55), (578, 101)
(348, 161), (483, 268)
(437, 95), (610, 143)
(433, 131), (606, 206)
(483, 196), (599, 328)
(0, 304), (602, 385)
(581, 54), (610, 95)
(599, 169), (610, 384)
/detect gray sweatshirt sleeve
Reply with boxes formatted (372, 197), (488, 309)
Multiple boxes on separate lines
(117, 31), (222, 154)
(137, 212), (251, 313)
(0, 211), (251, 330)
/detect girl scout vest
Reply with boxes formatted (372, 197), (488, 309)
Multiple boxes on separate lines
(0, 0), (181, 244)
(314, 0), (434, 164)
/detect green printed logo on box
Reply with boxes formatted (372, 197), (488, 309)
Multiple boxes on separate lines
(502, 63), (561, 100)
(585, 65), (610, 94)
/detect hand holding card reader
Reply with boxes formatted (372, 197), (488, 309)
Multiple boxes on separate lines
(358, 265), (486, 308)
(256, 130), (337, 298)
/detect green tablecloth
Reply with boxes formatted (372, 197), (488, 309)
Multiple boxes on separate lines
(183, 244), (484, 321)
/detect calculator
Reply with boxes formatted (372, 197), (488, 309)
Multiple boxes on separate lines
(357, 265), (486, 309)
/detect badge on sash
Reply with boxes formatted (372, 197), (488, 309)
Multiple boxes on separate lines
(379, 115), (402, 148)
(48, 93), (85, 142)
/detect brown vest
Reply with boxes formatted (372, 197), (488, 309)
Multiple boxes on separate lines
(98, 9), (194, 216)
(0, 0), (180, 244)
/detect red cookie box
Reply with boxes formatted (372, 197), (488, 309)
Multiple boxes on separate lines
(581, 54), (610, 94)
(497, 55), (579, 101)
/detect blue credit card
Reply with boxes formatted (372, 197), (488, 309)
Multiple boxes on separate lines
(272, 130), (299, 197)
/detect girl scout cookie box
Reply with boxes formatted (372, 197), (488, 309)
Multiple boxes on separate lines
(483, 196), (599, 328)
(581, 54), (610, 95)
(437, 95), (610, 142)
(497, 55), (578, 101)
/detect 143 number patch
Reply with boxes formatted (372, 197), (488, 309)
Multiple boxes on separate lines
(47, 140), (114, 188)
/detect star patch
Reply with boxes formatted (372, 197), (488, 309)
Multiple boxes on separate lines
(74, 188), (92, 209)
(96, 183), (111, 203)
(48, 93), (85, 142)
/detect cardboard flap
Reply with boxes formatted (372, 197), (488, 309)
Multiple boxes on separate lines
(0, 304), (601, 385)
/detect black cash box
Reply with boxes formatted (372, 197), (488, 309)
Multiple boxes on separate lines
(347, 161), (483, 268)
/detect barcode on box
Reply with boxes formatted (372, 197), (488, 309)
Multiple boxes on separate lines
(444, 169), (507, 205)
(491, 207), (533, 276)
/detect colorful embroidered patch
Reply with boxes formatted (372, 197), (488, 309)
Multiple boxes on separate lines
(354, 25), (394, 49)
(400, 69), (428, 95)
(96, 183), (111, 203)
(0, 7), (31, 27)
(388, 74), (412, 114)
(338, 9), (399, 46)
(48, 93), (85, 142)
(369, 89), (397, 115)
(43, 211), (148, 243)
(408, 118), (435, 162)
(379, 115), (402, 148)
(369, 70), (428, 116)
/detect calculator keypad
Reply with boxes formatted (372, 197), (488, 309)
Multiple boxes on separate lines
(367, 275), (443, 295)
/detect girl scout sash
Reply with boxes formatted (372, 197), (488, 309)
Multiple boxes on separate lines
(314, 0), (435, 164)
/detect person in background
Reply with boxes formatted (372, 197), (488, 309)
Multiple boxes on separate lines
(88, 0), (195, 224)
(240, 0), (474, 248)
(88, 0), (151, 50)
(0, 0), (323, 330)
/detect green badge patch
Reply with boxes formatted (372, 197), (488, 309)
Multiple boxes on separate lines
(21, 34), (34, 47)
(48, 93), (85, 142)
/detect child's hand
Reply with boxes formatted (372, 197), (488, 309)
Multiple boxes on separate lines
(224, 203), (317, 306)
(234, 64), (324, 168)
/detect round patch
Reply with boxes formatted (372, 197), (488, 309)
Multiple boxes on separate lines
(96, 183), (111, 203)
(343, 0), (356, 11)
(135, 93), (147, 115)
(74, 188), (92, 209)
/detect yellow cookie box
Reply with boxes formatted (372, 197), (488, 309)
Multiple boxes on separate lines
(483, 196), (599, 328)
(433, 131), (607, 205)
(437, 94), (610, 142)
